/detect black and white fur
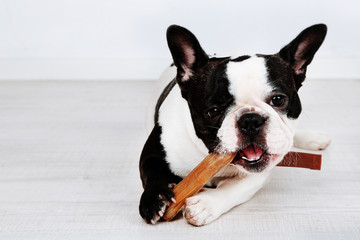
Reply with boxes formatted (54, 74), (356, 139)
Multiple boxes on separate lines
(139, 24), (331, 226)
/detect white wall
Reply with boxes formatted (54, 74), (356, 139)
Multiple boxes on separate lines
(0, 0), (359, 80)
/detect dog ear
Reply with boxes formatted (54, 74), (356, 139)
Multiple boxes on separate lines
(278, 24), (327, 89)
(167, 25), (209, 84)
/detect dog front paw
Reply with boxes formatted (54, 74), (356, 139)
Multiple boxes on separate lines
(139, 183), (176, 224)
(183, 195), (220, 226)
(294, 131), (331, 151)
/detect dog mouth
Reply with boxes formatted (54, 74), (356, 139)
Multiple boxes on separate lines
(231, 144), (271, 172)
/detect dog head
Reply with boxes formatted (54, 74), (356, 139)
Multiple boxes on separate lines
(167, 24), (327, 173)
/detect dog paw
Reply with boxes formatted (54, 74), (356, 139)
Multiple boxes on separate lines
(294, 131), (331, 151)
(139, 183), (176, 224)
(183, 195), (220, 226)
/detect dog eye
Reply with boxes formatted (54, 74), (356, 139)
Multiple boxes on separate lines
(206, 107), (221, 118)
(270, 95), (286, 107)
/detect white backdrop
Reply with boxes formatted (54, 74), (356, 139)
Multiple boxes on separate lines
(0, 0), (359, 80)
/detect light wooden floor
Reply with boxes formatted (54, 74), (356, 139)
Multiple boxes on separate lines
(0, 80), (359, 240)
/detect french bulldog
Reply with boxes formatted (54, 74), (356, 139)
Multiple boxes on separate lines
(139, 24), (331, 226)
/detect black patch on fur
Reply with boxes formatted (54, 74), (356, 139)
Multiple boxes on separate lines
(231, 55), (251, 62)
(185, 58), (235, 151)
(139, 124), (182, 223)
(166, 25), (237, 152)
(154, 78), (177, 124)
(261, 55), (302, 119)
(139, 124), (182, 188)
(154, 58), (236, 153)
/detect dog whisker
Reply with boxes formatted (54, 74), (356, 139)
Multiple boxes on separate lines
(205, 125), (220, 130)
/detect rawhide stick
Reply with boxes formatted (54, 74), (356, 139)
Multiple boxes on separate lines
(279, 152), (322, 170)
(162, 152), (236, 221)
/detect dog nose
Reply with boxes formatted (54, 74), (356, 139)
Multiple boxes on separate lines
(238, 113), (267, 137)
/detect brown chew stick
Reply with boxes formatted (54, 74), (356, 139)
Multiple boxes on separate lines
(163, 151), (321, 221)
(162, 152), (237, 221)
(279, 152), (322, 170)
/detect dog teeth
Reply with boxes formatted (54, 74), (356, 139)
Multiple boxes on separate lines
(241, 156), (260, 161)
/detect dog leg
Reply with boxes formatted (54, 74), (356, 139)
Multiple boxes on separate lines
(294, 130), (331, 151)
(183, 171), (271, 226)
(139, 124), (182, 224)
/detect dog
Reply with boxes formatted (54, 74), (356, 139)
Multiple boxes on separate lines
(139, 24), (331, 226)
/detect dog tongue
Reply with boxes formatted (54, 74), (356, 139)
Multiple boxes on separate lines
(241, 144), (263, 160)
